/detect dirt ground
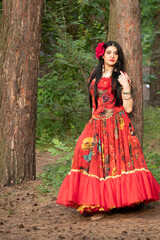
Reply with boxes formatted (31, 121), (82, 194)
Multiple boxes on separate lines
(0, 152), (160, 240)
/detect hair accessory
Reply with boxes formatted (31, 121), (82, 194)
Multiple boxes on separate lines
(95, 42), (105, 59)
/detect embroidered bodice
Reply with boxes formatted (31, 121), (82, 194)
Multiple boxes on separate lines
(89, 77), (124, 119)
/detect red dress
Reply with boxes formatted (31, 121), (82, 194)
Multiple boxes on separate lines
(56, 76), (160, 214)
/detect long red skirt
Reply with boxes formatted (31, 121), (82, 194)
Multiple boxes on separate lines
(56, 110), (160, 214)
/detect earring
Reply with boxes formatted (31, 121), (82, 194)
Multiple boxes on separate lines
(102, 64), (105, 73)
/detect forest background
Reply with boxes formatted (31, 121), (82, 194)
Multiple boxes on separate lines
(0, 0), (159, 190)
(36, 0), (160, 191)
(0, 2), (159, 239)
(37, 0), (159, 141)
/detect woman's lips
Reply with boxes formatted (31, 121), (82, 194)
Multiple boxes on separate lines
(109, 59), (115, 62)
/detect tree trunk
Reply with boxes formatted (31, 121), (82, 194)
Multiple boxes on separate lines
(0, 0), (43, 185)
(150, 10), (160, 106)
(108, 0), (143, 146)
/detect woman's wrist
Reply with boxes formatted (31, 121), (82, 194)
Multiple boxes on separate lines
(122, 85), (132, 101)
(123, 96), (132, 100)
(122, 91), (131, 95)
(121, 84), (130, 89)
(122, 85), (131, 95)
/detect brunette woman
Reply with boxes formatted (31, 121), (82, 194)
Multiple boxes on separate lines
(56, 41), (160, 220)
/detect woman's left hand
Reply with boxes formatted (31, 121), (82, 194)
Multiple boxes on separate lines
(118, 71), (130, 88)
(118, 71), (133, 113)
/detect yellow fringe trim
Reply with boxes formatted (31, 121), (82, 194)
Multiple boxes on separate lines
(77, 204), (104, 213)
(68, 168), (150, 181)
(77, 204), (116, 213)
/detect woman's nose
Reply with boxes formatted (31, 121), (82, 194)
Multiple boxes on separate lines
(111, 52), (114, 58)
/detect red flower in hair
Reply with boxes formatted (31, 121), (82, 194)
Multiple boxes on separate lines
(95, 42), (105, 59)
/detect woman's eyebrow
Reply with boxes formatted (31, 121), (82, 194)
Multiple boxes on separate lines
(107, 50), (118, 53)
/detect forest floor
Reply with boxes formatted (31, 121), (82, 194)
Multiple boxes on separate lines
(0, 152), (160, 240)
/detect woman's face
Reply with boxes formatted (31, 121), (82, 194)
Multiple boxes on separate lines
(102, 46), (119, 67)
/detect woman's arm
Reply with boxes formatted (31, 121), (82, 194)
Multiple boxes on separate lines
(118, 71), (133, 113)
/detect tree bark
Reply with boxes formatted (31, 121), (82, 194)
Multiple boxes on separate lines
(108, 0), (143, 146)
(0, 0), (43, 185)
(150, 10), (160, 106)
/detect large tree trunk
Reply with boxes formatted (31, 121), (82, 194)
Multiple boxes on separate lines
(108, 0), (143, 146)
(0, 0), (43, 185)
(150, 10), (160, 106)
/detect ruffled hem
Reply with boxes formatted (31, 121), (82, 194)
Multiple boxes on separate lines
(56, 169), (160, 214)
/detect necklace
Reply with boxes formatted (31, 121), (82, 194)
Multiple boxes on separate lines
(102, 70), (113, 78)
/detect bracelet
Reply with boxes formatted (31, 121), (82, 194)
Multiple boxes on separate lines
(123, 96), (132, 100)
(122, 91), (131, 95)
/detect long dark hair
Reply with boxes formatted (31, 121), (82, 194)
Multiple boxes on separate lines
(89, 41), (125, 108)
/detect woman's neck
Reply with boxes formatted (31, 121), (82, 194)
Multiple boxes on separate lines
(104, 65), (114, 72)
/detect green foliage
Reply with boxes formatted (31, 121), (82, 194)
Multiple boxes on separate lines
(143, 106), (160, 182)
(140, 0), (160, 65)
(143, 106), (160, 144)
(37, 0), (109, 143)
(38, 139), (74, 193)
(48, 138), (74, 165)
(143, 73), (157, 84)
(143, 150), (160, 182)
(37, 0), (160, 145)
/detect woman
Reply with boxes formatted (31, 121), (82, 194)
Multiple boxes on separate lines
(56, 41), (160, 219)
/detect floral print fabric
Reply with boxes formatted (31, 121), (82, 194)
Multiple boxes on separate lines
(56, 76), (160, 214)
(72, 76), (147, 177)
